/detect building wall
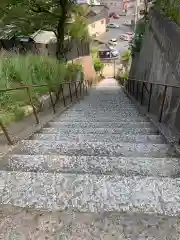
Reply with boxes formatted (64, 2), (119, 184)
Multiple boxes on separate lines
(88, 18), (106, 36)
(100, 0), (123, 11)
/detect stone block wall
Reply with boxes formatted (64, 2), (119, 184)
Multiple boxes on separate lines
(130, 9), (180, 131)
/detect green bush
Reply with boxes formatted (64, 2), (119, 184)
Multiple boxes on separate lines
(93, 59), (104, 73)
(0, 53), (83, 125)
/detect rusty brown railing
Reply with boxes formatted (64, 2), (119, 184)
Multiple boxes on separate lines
(0, 79), (89, 145)
(125, 77), (180, 142)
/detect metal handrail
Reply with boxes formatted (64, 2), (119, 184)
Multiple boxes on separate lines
(126, 78), (180, 143)
(0, 79), (88, 145)
(128, 77), (180, 89)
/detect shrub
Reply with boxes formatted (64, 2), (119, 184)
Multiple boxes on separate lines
(93, 59), (104, 73)
(0, 53), (83, 125)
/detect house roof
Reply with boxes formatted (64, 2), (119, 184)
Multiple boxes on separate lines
(87, 5), (108, 23)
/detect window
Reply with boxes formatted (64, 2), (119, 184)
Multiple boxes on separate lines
(101, 20), (104, 24)
(91, 23), (95, 28)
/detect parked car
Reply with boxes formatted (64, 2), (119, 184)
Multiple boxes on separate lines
(108, 38), (117, 45)
(113, 14), (120, 19)
(107, 23), (119, 28)
(119, 34), (132, 41)
(111, 49), (119, 57)
(108, 45), (116, 50)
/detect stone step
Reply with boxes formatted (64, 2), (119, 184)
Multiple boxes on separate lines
(56, 115), (149, 122)
(33, 133), (164, 143)
(58, 116), (148, 122)
(0, 209), (178, 239)
(6, 155), (180, 177)
(14, 140), (175, 157)
(41, 127), (157, 135)
(61, 112), (142, 118)
(0, 170), (180, 215)
(48, 121), (153, 129)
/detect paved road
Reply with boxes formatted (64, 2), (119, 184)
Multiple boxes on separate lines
(96, 3), (136, 56)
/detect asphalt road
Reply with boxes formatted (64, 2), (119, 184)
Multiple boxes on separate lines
(96, 2), (136, 56)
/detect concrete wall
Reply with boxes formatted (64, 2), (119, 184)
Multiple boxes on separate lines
(130, 9), (180, 131)
(88, 18), (106, 36)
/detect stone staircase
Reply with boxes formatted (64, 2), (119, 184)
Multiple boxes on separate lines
(0, 78), (180, 239)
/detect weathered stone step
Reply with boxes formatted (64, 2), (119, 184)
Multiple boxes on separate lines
(34, 133), (164, 143)
(55, 116), (148, 122)
(6, 155), (180, 177)
(41, 127), (157, 135)
(1, 171), (180, 215)
(48, 121), (153, 129)
(14, 140), (175, 157)
(61, 112), (141, 118)
(0, 209), (178, 240)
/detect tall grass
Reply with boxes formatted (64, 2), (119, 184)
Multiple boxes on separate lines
(0, 53), (82, 125)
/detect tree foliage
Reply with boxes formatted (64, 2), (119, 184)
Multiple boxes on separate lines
(0, 0), (89, 59)
(155, 0), (180, 24)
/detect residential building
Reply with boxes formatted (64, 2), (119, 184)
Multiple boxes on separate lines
(87, 5), (109, 37)
(99, 0), (124, 12)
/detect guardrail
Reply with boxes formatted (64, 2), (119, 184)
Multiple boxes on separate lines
(0, 79), (89, 145)
(125, 77), (180, 142)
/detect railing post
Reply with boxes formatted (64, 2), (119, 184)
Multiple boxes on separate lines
(80, 81), (82, 96)
(136, 82), (139, 100)
(159, 85), (167, 122)
(0, 121), (13, 145)
(140, 82), (144, 104)
(148, 83), (152, 112)
(74, 82), (78, 99)
(26, 87), (39, 124)
(68, 82), (72, 102)
(61, 84), (66, 106)
(49, 90), (56, 114)
(132, 80), (135, 96)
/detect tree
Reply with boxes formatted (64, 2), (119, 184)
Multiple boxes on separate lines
(0, 0), (88, 59)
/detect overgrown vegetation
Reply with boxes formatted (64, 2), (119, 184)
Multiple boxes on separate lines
(154, 0), (180, 25)
(0, 54), (82, 125)
(116, 50), (131, 85)
(130, 19), (147, 56)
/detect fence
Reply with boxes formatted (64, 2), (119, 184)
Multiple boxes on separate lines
(0, 79), (89, 145)
(0, 38), (90, 60)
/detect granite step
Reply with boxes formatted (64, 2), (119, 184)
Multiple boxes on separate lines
(41, 127), (157, 135)
(48, 121), (153, 129)
(14, 140), (176, 157)
(0, 209), (178, 239)
(54, 116), (148, 122)
(5, 155), (180, 177)
(33, 133), (164, 143)
(1, 170), (180, 215)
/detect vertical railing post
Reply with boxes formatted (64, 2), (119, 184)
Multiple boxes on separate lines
(0, 121), (13, 145)
(140, 82), (144, 104)
(114, 59), (116, 78)
(74, 82), (78, 99)
(148, 83), (152, 112)
(132, 80), (135, 97)
(68, 82), (72, 102)
(49, 90), (56, 113)
(61, 84), (66, 107)
(159, 85), (167, 122)
(26, 87), (39, 124)
(136, 82), (139, 100)
(80, 81), (82, 96)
